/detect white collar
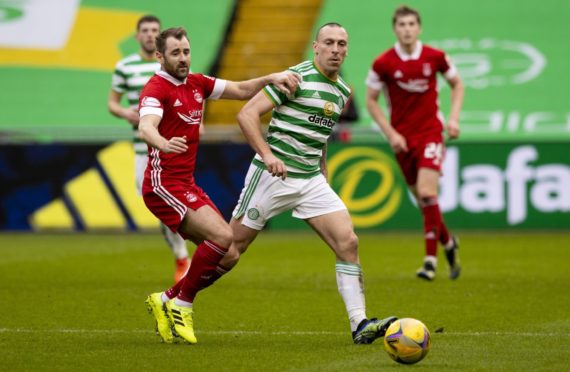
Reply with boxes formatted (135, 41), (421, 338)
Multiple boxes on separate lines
(156, 70), (187, 86)
(395, 41), (423, 61)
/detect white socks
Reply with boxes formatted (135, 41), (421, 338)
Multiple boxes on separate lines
(174, 298), (193, 308)
(160, 293), (192, 308)
(336, 262), (367, 332)
(424, 255), (437, 267)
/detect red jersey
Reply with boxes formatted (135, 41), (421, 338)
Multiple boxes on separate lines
(139, 71), (226, 184)
(366, 42), (457, 139)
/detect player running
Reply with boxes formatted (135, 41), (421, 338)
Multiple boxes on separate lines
(365, 5), (464, 280)
(140, 27), (301, 344)
(108, 15), (191, 282)
(213, 23), (397, 344)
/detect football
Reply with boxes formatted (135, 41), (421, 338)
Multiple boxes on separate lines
(383, 318), (431, 364)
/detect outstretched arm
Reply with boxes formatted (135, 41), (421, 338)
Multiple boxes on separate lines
(220, 71), (301, 100)
(236, 92), (288, 179)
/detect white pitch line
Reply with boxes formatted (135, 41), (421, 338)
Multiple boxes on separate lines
(0, 328), (568, 337)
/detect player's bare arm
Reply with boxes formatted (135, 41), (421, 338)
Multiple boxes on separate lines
(237, 92), (287, 180)
(365, 86), (408, 153)
(445, 74), (464, 140)
(139, 114), (188, 154)
(221, 71), (301, 100)
(108, 90), (140, 126)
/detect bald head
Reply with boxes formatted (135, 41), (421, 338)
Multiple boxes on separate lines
(315, 22), (347, 42)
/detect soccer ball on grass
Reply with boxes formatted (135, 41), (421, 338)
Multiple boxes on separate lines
(383, 318), (431, 364)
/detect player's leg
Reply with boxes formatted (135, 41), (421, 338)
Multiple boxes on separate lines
(136, 153), (190, 282)
(220, 162), (286, 271)
(305, 210), (396, 344)
(163, 204), (232, 344)
(416, 167), (444, 280)
(220, 217), (260, 269)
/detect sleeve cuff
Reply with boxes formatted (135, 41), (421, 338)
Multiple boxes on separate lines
(140, 107), (163, 118)
(444, 64), (458, 80)
(209, 79), (227, 100)
(365, 69), (384, 91)
(263, 86), (282, 106)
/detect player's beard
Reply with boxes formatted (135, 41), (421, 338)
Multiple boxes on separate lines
(165, 58), (189, 81)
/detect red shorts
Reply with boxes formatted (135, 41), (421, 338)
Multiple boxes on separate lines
(395, 133), (446, 186)
(142, 179), (220, 239)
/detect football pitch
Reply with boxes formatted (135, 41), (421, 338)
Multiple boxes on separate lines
(1, 232), (568, 371)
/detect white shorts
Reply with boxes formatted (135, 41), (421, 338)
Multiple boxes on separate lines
(233, 163), (347, 230)
(134, 153), (148, 196)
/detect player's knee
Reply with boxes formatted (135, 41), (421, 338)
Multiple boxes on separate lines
(418, 195), (438, 207)
(336, 231), (359, 262)
(211, 225), (233, 248)
(346, 231), (359, 251)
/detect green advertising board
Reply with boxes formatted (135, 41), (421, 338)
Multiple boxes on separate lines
(270, 142), (570, 230)
(313, 0), (570, 141)
(1, 0), (569, 142)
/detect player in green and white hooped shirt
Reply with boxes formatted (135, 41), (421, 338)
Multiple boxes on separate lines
(107, 15), (190, 282)
(225, 23), (397, 344)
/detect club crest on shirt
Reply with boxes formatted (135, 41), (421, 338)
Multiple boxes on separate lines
(247, 208), (260, 220)
(192, 89), (203, 103)
(184, 192), (197, 203)
(423, 63), (432, 77)
(394, 70), (403, 79)
(323, 102), (335, 117)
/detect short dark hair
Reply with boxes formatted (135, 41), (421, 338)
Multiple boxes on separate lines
(137, 15), (160, 30)
(155, 27), (188, 54)
(315, 22), (344, 41)
(392, 5), (421, 26)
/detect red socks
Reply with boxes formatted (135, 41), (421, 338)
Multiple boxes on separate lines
(164, 240), (228, 303)
(421, 197), (444, 257)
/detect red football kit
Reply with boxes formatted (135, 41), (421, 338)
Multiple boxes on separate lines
(366, 41), (457, 185)
(139, 70), (227, 236)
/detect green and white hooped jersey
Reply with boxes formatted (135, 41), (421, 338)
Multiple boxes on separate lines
(111, 53), (160, 155)
(258, 60), (351, 178)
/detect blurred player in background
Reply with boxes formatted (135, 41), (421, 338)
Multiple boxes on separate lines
(365, 5), (464, 281)
(211, 23), (397, 344)
(107, 15), (191, 282)
(141, 27), (301, 344)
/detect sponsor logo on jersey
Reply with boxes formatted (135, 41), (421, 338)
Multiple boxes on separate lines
(311, 91), (321, 99)
(308, 114), (336, 128)
(323, 102), (335, 117)
(396, 79), (429, 93)
(174, 98), (182, 107)
(141, 96), (160, 107)
(423, 63), (432, 77)
(177, 110), (202, 125)
(394, 70), (403, 79)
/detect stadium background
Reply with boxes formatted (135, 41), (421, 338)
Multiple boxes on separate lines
(1, 0), (568, 231)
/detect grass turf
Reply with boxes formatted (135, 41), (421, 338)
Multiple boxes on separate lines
(0, 232), (569, 371)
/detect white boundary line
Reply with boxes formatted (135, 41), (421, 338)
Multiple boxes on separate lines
(0, 328), (568, 337)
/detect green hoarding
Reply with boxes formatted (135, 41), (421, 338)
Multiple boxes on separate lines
(270, 142), (570, 230)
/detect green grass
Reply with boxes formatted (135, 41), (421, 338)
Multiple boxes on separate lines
(1, 232), (569, 371)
